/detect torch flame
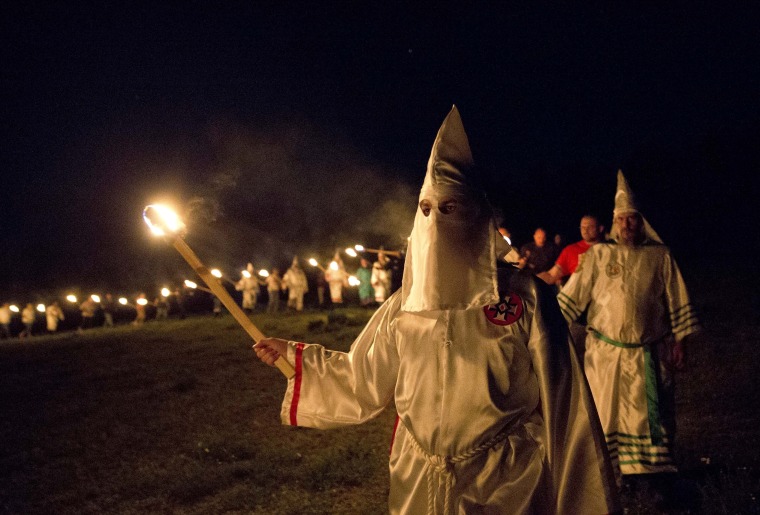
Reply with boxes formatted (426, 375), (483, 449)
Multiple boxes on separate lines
(348, 275), (360, 286)
(118, 297), (128, 305)
(354, 244), (365, 252)
(258, 269), (269, 277)
(142, 204), (186, 237)
(345, 247), (357, 257)
(161, 288), (170, 297)
(241, 270), (252, 278)
(91, 294), (101, 303)
(329, 261), (339, 271)
(66, 294), (78, 303)
(136, 298), (148, 306)
(184, 280), (198, 289)
(211, 269), (222, 278)
(10, 305), (19, 313)
(36, 303), (45, 313)
(308, 258), (318, 267)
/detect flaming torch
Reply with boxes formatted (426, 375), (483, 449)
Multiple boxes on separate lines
(353, 244), (402, 257)
(308, 258), (326, 272)
(210, 268), (237, 287)
(184, 279), (213, 294)
(143, 204), (295, 379)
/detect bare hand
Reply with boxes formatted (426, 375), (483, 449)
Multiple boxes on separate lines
(254, 338), (289, 367)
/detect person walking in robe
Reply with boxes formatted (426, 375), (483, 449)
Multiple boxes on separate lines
(45, 301), (65, 332)
(324, 253), (348, 305)
(133, 294), (147, 326)
(0, 303), (12, 338)
(282, 257), (309, 311)
(255, 106), (619, 514)
(558, 170), (700, 505)
(370, 251), (392, 303)
(236, 263), (264, 312)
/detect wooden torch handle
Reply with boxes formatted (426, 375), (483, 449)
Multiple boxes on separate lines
(172, 236), (296, 379)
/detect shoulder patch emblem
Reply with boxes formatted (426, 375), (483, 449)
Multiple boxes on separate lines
(606, 262), (623, 278)
(484, 292), (524, 326)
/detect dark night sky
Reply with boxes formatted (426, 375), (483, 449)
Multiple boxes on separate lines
(1, 2), (758, 299)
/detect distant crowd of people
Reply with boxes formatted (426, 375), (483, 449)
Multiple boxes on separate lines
(233, 251), (401, 315)
(0, 248), (404, 339)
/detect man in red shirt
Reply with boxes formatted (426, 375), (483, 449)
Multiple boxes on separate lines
(538, 215), (604, 286)
(538, 215), (605, 362)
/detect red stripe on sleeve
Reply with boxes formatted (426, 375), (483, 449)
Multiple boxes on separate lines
(389, 415), (401, 455)
(289, 343), (305, 426)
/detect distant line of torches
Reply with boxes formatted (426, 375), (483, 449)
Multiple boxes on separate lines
(5, 293), (149, 316)
(3, 248), (379, 318)
(3, 205), (401, 376)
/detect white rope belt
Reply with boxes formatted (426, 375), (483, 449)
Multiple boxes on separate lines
(405, 425), (513, 515)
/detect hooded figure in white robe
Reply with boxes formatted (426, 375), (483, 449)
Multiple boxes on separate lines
(236, 263), (263, 311)
(371, 251), (393, 303)
(558, 170), (700, 480)
(46, 302), (65, 332)
(325, 252), (349, 304)
(255, 106), (619, 514)
(283, 256), (309, 311)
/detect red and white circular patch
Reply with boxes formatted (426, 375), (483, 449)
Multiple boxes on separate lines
(484, 293), (524, 326)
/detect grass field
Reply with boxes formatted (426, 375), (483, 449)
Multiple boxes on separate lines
(1, 267), (759, 514)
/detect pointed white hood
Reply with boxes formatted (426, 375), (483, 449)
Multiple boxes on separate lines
(610, 170), (663, 243)
(401, 106), (509, 312)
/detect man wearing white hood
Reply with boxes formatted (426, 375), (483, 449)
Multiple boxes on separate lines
(283, 256), (309, 311)
(255, 107), (619, 514)
(236, 263), (264, 312)
(558, 171), (700, 490)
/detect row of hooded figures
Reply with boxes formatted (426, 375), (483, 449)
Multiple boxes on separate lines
(234, 252), (396, 313)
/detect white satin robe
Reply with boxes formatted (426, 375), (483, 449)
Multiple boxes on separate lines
(371, 262), (392, 303)
(283, 266), (309, 310)
(236, 276), (260, 309)
(280, 268), (619, 514)
(558, 241), (700, 477)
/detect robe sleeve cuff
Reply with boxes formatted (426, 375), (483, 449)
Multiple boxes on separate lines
(280, 341), (305, 426)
